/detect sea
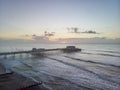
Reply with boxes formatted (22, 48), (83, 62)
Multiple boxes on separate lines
(0, 43), (120, 90)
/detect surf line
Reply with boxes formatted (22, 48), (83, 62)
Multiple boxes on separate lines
(64, 56), (120, 68)
(46, 56), (120, 85)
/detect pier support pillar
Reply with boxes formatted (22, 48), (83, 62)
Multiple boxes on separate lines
(20, 54), (23, 58)
(4, 55), (7, 59)
(26, 53), (29, 58)
(12, 54), (15, 59)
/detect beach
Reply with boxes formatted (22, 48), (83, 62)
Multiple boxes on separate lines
(0, 43), (120, 90)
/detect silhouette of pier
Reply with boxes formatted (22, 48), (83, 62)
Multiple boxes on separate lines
(0, 49), (60, 56)
(0, 46), (81, 57)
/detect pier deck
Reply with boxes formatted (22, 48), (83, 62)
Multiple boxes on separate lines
(0, 46), (81, 56)
(0, 48), (62, 56)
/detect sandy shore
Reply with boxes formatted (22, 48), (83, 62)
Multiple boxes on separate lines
(0, 64), (49, 90)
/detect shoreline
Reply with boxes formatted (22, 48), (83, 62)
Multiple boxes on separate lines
(0, 64), (47, 90)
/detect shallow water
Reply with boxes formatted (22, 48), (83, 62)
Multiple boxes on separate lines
(0, 43), (120, 90)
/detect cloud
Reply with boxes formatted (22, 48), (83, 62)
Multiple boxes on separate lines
(44, 31), (55, 37)
(22, 33), (54, 43)
(57, 37), (120, 44)
(67, 27), (99, 34)
(0, 37), (120, 44)
(67, 27), (80, 33)
(81, 30), (99, 34)
(21, 31), (55, 43)
(24, 34), (29, 37)
(32, 35), (56, 43)
(32, 35), (49, 42)
(32, 34), (36, 37)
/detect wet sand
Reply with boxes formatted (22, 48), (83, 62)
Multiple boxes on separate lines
(0, 64), (45, 90)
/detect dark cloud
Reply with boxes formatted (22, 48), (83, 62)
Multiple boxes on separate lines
(67, 27), (80, 33)
(32, 34), (36, 37)
(81, 30), (99, 34)
(67, 27), (99, 34)
(44, 31), (55, 37)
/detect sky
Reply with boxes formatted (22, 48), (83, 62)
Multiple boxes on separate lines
(0, 0), (120, 40)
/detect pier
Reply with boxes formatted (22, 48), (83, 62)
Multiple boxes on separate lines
(0, 46), (81, 57)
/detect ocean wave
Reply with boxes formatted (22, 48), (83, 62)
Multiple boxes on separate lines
(64, 56), (120, 68)
(92, 50), (120, 54)
(80, 52), (120, 57)
(39, 71), (92, 90)
(46, 56), (120, 85)
(96, 53), (120, 57)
